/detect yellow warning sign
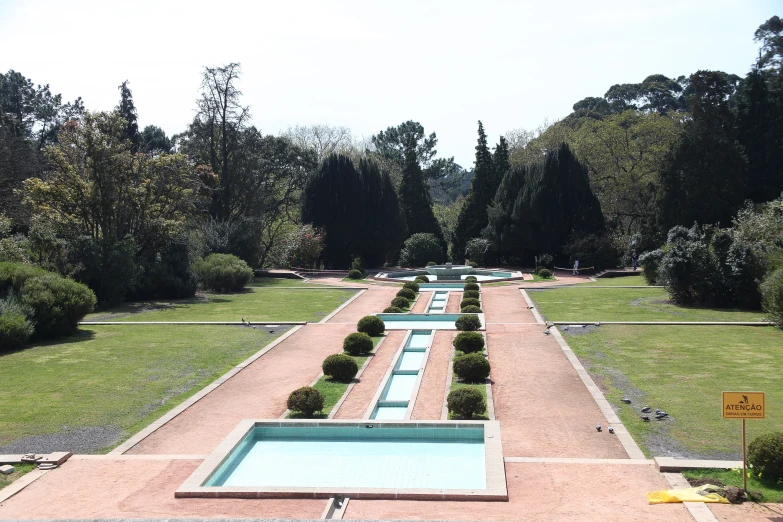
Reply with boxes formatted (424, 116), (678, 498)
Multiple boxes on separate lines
(723, 392), (765, 419)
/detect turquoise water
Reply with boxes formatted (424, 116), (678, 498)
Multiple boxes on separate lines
(399, 273), (510, 282)
(398, 350), (426, 371)
(207, 425), (485, 490)
(418, 283), (466, 290)
(369, 331), (431, 420)
(378, 313), (483, 330)
(428, 291), (449, 314)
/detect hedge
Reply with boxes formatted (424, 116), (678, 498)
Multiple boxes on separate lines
(383, 306), (404, 313)
(463, 290), (480, 300)
(460, 298), (480, 308)
(748, 432), (783, 482)
(21, 274), (96, 339)
(194, 253), (252, 292)
(396, 288), (416, 300)
(287, 387), (324, 417)
(403, 281), (420, 292)
(461, 305), (482, 313)
(347, 269), (364, 280)
(447, 388), (486, 419)
(453, 353), (490, 383)
(343, 332), (374, 355)
(455, 314), (482, 331)
(322, 353), (359, 382)
(357, 315), (385, 336)
(391, 296), (410, 309)
(453, 331), (484, 354)
(464, 282), (480, 292)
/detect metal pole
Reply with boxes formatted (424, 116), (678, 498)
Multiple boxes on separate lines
(742, 418), (747, 493)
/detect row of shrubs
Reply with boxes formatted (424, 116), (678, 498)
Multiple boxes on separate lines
(461, 277), (482, 313)
(0, 262), (97, 350)
(384, 279), (423, 313)
(286, 315), (387, 416)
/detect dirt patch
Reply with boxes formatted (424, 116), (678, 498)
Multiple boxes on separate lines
(0, 426), (125, 454)
(688, 478), (726, 488)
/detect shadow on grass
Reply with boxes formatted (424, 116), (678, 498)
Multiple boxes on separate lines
(2, 328), (98, 356)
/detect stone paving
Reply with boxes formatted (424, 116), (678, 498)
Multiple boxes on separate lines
(327, 287), (399, 323)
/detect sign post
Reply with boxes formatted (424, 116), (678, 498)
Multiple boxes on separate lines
(722, 391), (765, 493)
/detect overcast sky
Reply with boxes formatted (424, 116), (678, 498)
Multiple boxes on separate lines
(0, 0), (778, 166)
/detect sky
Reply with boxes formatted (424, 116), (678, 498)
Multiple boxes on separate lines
(0, 0), (778, 166)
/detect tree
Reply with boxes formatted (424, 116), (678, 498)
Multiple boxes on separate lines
(484, 143), (605, 264)
(358, 159), (407, 266)
(282, 124), (355, 162)
(116, 80), (140, 152)
(398, 138), (443, 242)
(755, 15), (783, 71)
(452, 121), (500, 261)
(657, 70), (747, 233)
(141, 125), (172, 154)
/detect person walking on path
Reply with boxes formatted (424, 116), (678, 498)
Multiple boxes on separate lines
(572, 258), (579, 276)
(632, 250), (639, 271)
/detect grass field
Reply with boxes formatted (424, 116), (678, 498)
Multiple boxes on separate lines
(85, 287), (356, 322)
(0, 325), (284, 453)
(529, 287), (767, 322)
(289, 335), (384, 419)
(682, 468), (783, 502)
(247, 277), (311, 287)
(565, 325), (783, 459)
(590, 275), (650, 286)
(0, 463), (35, 491)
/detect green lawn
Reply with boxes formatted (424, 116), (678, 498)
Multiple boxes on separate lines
(84, 287), (356, 322)
(566, 325), (783, 459)
(529, 287), (767, 322)
(0, 325), (284, 452)
(248, 277), (311, 287)
(682, 468), (783, 502)
(0, 463), (35, 491)
(289, 336), (384, 419)
(590, 275), (650, 286)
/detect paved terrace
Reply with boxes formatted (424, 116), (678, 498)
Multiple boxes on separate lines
(0, 280), (716, 521)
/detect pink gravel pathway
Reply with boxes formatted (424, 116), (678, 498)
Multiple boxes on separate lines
(487, 323), (628, 459)
(411, 331), (452, 420)
(481, 286), (536, 323)
(125, 323), (354, 455)
(445, 292), (461, 313)
(344, 462), (692, 521)
(333, 331), (406, 419)
(0, 458), (326, 519)
(327, 286), (398, 323)
(410, 292), (432, 313)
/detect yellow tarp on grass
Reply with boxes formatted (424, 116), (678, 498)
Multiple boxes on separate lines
(647, 484), (730, 504)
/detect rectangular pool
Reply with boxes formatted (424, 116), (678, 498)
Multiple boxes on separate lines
(377, 313), (485, 330)
(177, 420), (507, 500)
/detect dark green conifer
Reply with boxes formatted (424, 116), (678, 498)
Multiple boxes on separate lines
(398, 138), (443, 240)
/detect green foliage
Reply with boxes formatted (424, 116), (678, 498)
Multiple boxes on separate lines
(414, 275), (430, 283)
(464, 282), (480, 292)
(537, 253), (553, 267)
(639, 249), (664, 285)
(283, 224), (325, 269)
(464, 276), (478, 283)
(447, 387), (486, 419)
(357, 315), (385, 336)
(485, 143), (605, 265)
(403, 281), (419, 292)
(453, 352), (490, 383)
(455, 314), (482, 331)
(351, 257), (364, 273)
(465, 238), (492, 266)
(322, 353), (359, 382)
(538, 268), (552, 279)
(0, 294), (34, 351)
(0, 262), (48, 294)
(453, 331), (485, 354)
(761, 268), (783, 326)
(383, 306), (403, 313)
(397, 132), (443, 240)
(396, 288), (416, 300)
(748, 432), (783, 482)
(347, 269), (364, 280)
(391, 296), (410, 309)
(286, 386), (324, 417)
(463, 289), (480, 299)
(426, 261), (436, 266)
(343, 332), (374, 355)
(461, 305), (482, 313)
(194, 253), (252, 292)
(21, 274), (96, 339)
(398, 233), (444, 267)
(460, 298), (480, 308)
(468, 261), (478, 268)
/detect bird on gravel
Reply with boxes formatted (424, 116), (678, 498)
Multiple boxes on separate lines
(655, 412), (668, 420)
(641, 406), (651, 413)
(596, 425), (602, 432)
(543, 330), (550, 335)
(608, 426), (615, 434)
(621, 398), (632, 404)
(641, 415), (651, 422)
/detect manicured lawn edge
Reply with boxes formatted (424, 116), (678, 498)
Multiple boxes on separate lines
(682, 468), (783, 502)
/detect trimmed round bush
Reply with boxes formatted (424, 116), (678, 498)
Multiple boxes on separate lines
(383, 306), (403, 313)
(391, 296), (410, 309)
(535, 265), (547, 275)
(414, 275), (430, 283)
(464, 276), (478, 283)
(538, 268), (553, 279)
(286, 386), (324, 417)
(447, 388), (486, 419)
(194, 253), (252, 292)
(343, 332), (374, 355)
(467, 261), (478, 268)
(403, 281), (420, 292)
(453, 331), (485, 354)
(21, 274), (96, 339)
(460, 298), (480, 308)
(0, 297), (34, 351)
(748, 432), (783, 482)
(0, 262), (48, 293)
(322, 353), (359, 382)
(347, 269), (363, 280)
(461, 305), (482, 313)
(398, 233), (444, 267)
(396, 288), (416, 300)
(426, 261), (436, 266)
(455, 314), (482, 331)
(463, 290), (480, 300)
(453, 352), (491, 383)
(464, 282), (480, 292)
(357, 315), (385, 336)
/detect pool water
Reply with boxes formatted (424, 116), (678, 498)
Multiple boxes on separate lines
(206, 424), (486, 490)
(398, 272), (510, 282)
(370, 330), (431, 419)
(377, 313), (485, 330)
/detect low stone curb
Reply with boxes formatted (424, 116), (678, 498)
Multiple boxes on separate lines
(663, 472), (719, 522)
(655, 457), (743, 472)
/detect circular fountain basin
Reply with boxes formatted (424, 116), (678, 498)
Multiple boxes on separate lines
(425, 264), (474, 280)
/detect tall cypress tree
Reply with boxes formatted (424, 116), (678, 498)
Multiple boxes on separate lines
(358, 159), (407, 266)
(116, 80), (140, 152)
(452, 121), (501, 261)
(398, 138), (442, 241)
